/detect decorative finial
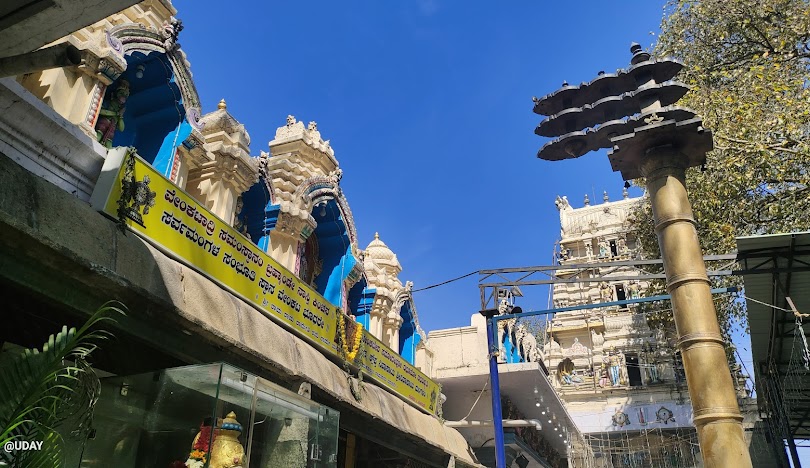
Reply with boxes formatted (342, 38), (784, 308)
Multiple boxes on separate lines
(286, 115), (296, 126)
(221, 411), (243, 433)
(218, 99), (227, 110)
(603, 191), (609, 202)
(374, 232), (379, 240)
(584, 194), (590, 206)
(308, 121), (317, 131)
(562, 80), (569, 87)
(630, 42), (651, 65)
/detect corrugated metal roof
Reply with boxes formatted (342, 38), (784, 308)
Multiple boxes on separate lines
(738, 231), (810, 437)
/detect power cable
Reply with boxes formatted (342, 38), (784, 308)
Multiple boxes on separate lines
(411, 270), (479, 293)
(460, 378), (489, 421)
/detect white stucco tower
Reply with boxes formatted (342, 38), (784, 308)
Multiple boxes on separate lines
(546, 191), (701, 467)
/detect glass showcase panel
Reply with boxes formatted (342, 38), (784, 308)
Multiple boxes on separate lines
(79, 363), (339, 468)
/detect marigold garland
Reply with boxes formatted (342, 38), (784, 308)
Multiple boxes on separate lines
(337, 314), (363, 361)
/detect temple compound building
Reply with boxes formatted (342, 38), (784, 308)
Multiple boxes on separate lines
(0, 1), (472, 467)
(429, 311), (585, 467)
(545, 192), (751, 467)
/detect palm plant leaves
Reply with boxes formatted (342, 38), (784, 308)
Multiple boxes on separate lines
(0, 301), (125, 468)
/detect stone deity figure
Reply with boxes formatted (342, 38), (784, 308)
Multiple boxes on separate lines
(518, 326), (539, 362)
(560, 367), (582, 386)
(627, 280), (640, 299)
(598, 366), (609, 387)
(590, 329), (604, 347)
(599, 281), (613, 303)
(95, 79), (130, 148)
(617, 236), (628, 254)
(560, 367), (572, 385)
(654, 326), (666, 345)
(232, 196), (244, 227)
(647, 355), (659, 383)
(641, 344), (657, 384)
(161, 17), (184, 50)
(608, 351), (620, 386)
(554, 195), (571, 210)
(598, 239), (609, 258)
(619, 352), (629, 385)
(585, 241), (593, 258)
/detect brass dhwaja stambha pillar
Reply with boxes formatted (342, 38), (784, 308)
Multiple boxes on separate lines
(642, 148), (750, 468)
(533, 43), (752, 467)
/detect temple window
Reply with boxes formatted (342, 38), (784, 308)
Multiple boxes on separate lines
(310, 199), (355, 307)
(625, 353), (643, 386)
(615, 284), (627, 302)
(97, 52), (191, 176)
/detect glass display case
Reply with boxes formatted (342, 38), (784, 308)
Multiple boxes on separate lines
(79, 363), (339, 468)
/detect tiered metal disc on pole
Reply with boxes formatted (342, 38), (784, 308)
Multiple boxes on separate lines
(532, 43), (752, 468)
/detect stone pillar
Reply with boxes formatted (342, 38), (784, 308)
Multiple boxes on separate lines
(641, 147), (750, 468)
(18, 39), (127, 141)
(385, 313), (403, 352)
(414, 341), (435, 378)
(260, 208), (314, 272)
(369, 296), (388, 341)
(189, 99), (258, 224)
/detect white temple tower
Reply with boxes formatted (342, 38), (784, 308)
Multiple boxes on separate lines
(546, 191), (701, 467)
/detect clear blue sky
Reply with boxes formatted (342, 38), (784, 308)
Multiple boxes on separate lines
(175, 1), (810, 464)
(176, 0), (658, 330)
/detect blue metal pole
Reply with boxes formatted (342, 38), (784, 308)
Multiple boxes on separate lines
(484, 313), (507, 468)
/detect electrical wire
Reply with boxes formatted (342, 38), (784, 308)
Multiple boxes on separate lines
(744, 295), (806, 316)
(411, 270), (479, 293)
(459, 378), (489, 421)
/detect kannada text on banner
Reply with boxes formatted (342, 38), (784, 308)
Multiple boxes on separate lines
(91, 148), (441, 416)
(356, 331), (441, 414)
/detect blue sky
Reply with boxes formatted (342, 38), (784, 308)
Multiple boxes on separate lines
(174, 1), (810, 464)
(176, 0), (658, 330)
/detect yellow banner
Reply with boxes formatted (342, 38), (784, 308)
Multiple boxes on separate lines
(91, 148), (441, 416)
(355, 329), (441, 415)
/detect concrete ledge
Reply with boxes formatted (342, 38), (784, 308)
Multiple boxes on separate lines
(0, 78), (107, 201)
(0, 152), (481, 467)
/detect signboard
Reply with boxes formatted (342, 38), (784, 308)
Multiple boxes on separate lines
(357, 331), (440, 415)
(571, 403), (694, 433)
(91, 148), (441, 416)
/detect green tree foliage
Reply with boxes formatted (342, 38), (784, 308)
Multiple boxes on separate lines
(0, 302), (124, 468)
(630, 0), (810, 337)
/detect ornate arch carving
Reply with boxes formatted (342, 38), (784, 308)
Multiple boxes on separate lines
(291, 174), (358, 246)
(107, 24), (203, 130)
(255, 153), (279, 205)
